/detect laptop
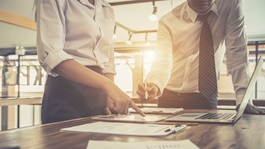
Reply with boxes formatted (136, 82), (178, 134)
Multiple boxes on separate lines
(165, 56), (263, 124)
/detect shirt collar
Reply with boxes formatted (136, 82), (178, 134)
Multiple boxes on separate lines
(186, 1), (218, 23)
(78, 0), (108, 8)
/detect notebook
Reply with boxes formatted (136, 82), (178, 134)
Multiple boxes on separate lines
(165, 56), (263, 124)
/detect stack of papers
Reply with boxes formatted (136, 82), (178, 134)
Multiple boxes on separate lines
(86, 140), (200, 149)
(91, 114), (170, 123)
(61, 121), (186, 136)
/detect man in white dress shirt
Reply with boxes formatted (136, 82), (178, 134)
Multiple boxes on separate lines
(137, 0), (265, 114)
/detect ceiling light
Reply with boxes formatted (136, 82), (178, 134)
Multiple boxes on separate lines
(149, 1), (157, 22)
(112, 25), (117, 39)
(113, 34), (117, 39)
(125, 32), (132, 45)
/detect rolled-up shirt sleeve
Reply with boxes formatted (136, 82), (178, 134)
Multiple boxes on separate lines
(146, 20), (173, 96)
(36, 0), (73, 76)
(225, 0), (250, 104)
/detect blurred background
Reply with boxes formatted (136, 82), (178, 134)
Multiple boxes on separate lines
(0, 0), (264, 130)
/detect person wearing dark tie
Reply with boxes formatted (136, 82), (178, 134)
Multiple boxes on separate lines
(137, 0), (265, 114)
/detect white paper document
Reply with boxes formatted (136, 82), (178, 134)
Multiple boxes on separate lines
(91, 114), (169, 122)
(61, 121), (186, 136)
(86, 140), (200, 149)
(129, 107), (183, 114)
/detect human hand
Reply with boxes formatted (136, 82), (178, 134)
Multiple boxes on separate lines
(104, 97), (117, 115)
(244, 103), (265, 114)
(104, 83), (145, 116)
(237, 103), (265, 114)
(136, 82), (160, 103)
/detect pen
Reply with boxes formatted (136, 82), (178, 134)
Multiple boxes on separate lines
(151, 122), (198, 126)
(164, 125), (187, 133)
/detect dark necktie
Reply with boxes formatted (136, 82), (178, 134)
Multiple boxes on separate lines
(198, 12), (217, 99)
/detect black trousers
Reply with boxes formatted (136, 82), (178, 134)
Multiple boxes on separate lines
(158, 89), (217, 109)
(41, 66), (107, 124)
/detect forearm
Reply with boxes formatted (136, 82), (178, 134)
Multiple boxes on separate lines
(53, 59), (113, 91)
(104, 73), (115, 82)
(146, 21), (173, 96)
(228, 62), (249, 105)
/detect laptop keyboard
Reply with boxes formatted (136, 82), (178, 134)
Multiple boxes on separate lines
(196, 113), (235, 120)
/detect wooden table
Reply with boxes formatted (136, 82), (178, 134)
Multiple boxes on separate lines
(0, 114), (264, 149)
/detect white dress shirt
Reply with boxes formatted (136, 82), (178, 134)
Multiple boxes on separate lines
(146, 0), (250, 103)
(35, 0), (116, 76)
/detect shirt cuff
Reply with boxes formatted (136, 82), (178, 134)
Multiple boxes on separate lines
(42, 50), (73, 76)
(146, 78), (167, 98)
(102, 62), (116, 75)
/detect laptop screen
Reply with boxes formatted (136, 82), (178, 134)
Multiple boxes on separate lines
(235, 56), (263, 120)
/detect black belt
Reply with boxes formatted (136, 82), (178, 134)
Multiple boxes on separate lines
(164, 89), (201, 96)
(175, 92), (201, 96)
